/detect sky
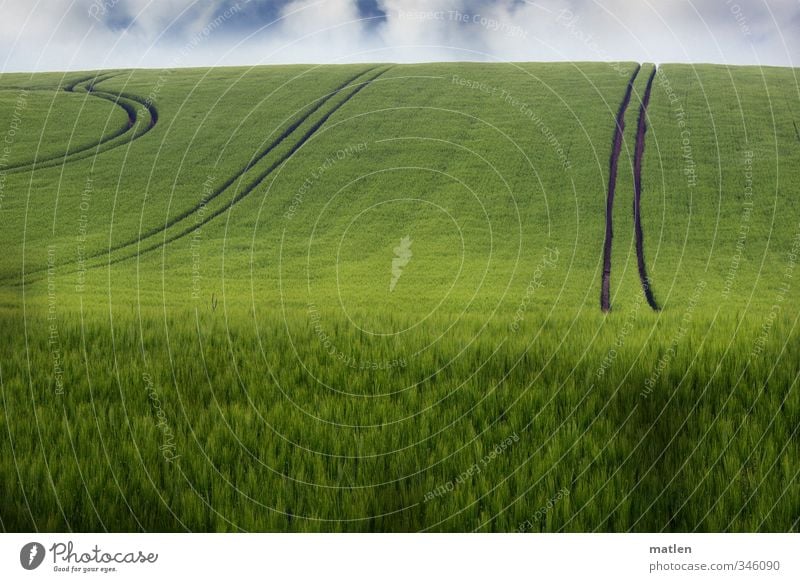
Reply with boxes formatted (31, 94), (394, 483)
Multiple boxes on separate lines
(0, 0), (797, 72)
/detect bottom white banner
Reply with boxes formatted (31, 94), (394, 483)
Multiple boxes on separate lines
(0, 534), (797, 581)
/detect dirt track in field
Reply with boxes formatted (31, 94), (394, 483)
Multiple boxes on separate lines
(633, 67), (659, 311)
(12, 66), (390, 284)
(99, 66), (389, 270)
(4, 72), (158, 175)
(601, 65), (640, 312)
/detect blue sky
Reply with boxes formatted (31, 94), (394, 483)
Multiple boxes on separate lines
(0, 0), (797, 72)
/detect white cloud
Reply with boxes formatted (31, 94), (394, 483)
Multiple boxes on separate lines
(262, 0), (376, 62)
(0, 0), (796, 72)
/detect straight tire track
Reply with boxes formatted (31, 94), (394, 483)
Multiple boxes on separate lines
(101, 66), (391, 269)
(10, 66), (388, 284)
(98, 66), (378, 261)
(633, 66), (659, 311)
(601, 64), (640, 312)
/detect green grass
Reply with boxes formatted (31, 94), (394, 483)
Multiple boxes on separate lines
(0, 88), (129, 169)
(0, 62), (797, 532)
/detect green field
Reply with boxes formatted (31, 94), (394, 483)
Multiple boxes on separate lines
(0, 62), (797, 532)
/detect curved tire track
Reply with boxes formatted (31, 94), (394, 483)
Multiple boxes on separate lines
(98, 66), (377, 260)
(633, 66), (659, 311)
(3, 73), (158, 175)
(601, 64), (640, 313)
(95, 66), (390, 270)
(63, 72), (117, 92)
(14, 66), (388, 283)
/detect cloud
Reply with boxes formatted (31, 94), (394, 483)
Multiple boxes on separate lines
(265, 0), (377, 61)
(0, 0), (796, 72)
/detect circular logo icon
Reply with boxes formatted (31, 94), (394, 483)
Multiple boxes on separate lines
(20, 542), (46, 570)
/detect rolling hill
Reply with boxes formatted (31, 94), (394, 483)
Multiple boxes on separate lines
(0, 61), (797, 532)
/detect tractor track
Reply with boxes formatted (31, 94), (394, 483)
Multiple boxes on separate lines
(601, 64), (640, 313)
(12, 65), (389, 283)
(96, 65), (379, 262)
(63, 72), (118, 92)
(633, 66), (659, 311)
(2, 72), (158, 175)
(97, 65), (390, 269)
